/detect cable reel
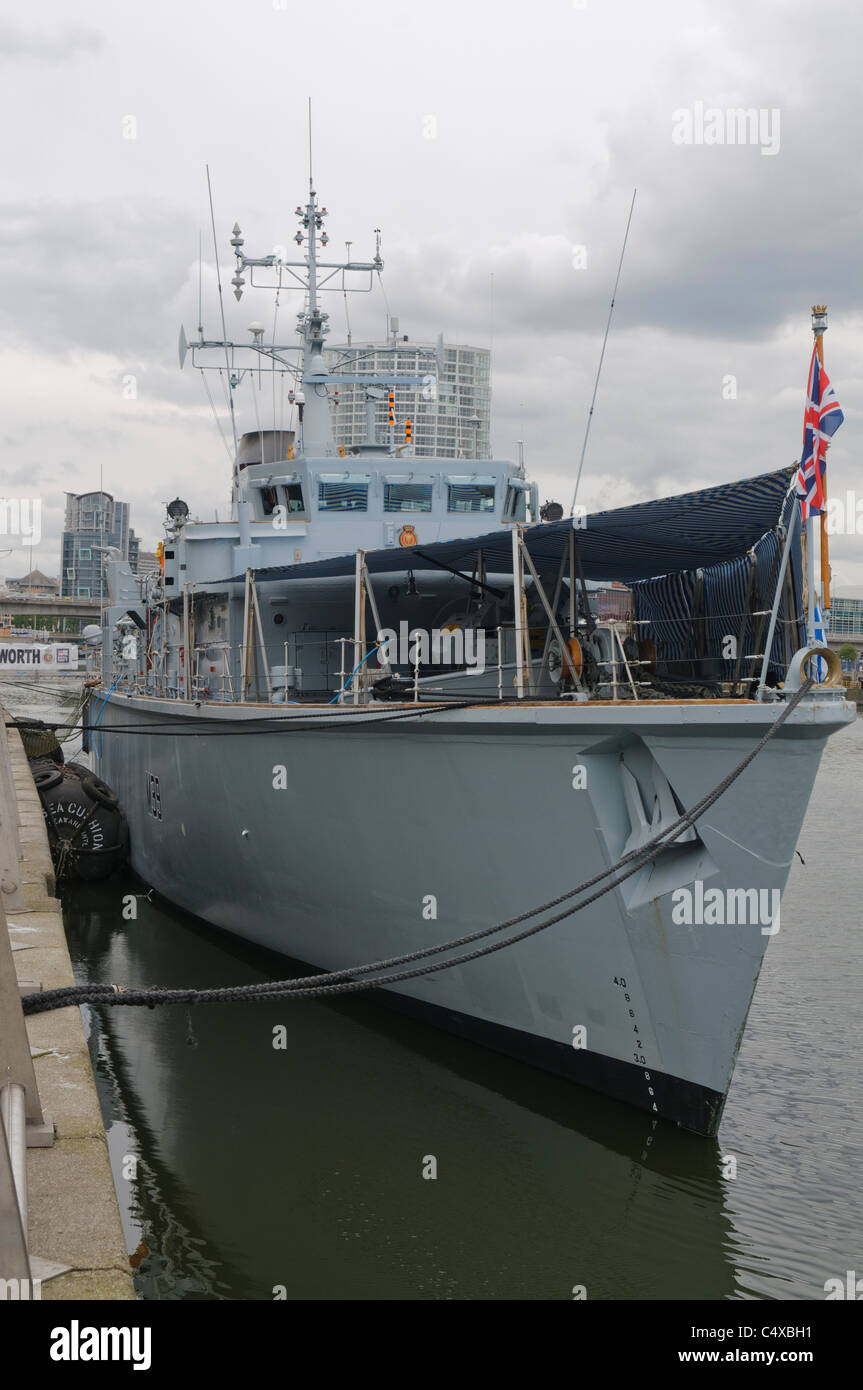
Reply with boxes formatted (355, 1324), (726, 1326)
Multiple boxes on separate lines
(548, 635), (593, 688)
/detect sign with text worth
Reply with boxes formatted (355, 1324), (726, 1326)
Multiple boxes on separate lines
(0, 643), (79, 669)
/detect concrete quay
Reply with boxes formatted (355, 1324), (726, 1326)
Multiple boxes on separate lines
(0, 707), (134, 1300)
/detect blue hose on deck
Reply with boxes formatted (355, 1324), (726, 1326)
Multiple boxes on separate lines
(92, 675), (124, 757)
(328, 644), (382, 704)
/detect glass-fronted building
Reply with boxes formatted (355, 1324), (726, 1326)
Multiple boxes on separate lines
(60, 492), (130, 599)
(325, 334), (491, 459)
(830, 596), (863, 642)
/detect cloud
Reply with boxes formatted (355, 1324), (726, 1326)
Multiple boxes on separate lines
(0, 22), (104, 62)
(1, 0), (861, 595)
(0, 198), (196, 359)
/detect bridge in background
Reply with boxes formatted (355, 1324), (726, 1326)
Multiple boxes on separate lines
(0, 595), (100, 627)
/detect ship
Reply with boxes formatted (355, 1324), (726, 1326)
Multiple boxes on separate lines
(83, 171), (854, 1137)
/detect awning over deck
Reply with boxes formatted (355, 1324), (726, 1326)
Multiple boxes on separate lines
(237, 466), (796, 587)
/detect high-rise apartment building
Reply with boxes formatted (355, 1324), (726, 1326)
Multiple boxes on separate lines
(135, 550), (160, 579)
(127, 530), (159, 579)
(325, 329), (491, 459)
(61, 491), (130, 599)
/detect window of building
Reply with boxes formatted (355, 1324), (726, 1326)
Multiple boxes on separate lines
(77, 586), (91, 598)
(384, 483), (433, 513)
(447, 483), (495, 513)
(318, 482), (368, 512)
(78, 548), (91, 559)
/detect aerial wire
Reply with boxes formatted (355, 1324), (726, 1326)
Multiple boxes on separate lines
(205, 165), (241, 491)
(271, 265), (282, 435)
(199, 371), (234, 462)
(570, 187), (637, 514)
(194, 227), (233, 461)
(197, 229), (203, 336)
(343, 241), (352, 345)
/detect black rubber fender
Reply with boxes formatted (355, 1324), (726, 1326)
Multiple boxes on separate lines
(81, 773), (119, 810)
(34, 763), (128, 880)
(30, 759), (64, 793)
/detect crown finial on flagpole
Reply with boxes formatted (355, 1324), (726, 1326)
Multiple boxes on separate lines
(811, 304), (828, 335)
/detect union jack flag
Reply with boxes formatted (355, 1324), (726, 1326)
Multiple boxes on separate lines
(796, 344), (844, 522)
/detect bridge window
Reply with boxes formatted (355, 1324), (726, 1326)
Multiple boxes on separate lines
(260, 487), (279, 517)
(384, 483), (433, 513)
(284, 483), (305, 514)
(318, 482), (368, 512)
(447, 483), (495, 513)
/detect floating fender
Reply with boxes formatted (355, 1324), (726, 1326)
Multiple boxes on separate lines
(31, 757), (128, 881)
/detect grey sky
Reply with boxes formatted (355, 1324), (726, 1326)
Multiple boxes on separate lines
(1, 0), (861, 589)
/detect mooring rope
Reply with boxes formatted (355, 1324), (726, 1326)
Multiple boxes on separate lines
(6, 699), (487, 739)
(22, 680), (813, 1016)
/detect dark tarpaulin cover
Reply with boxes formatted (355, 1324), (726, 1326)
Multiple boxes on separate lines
(241, 465), (796, 588)
(630, 488), (804, 682)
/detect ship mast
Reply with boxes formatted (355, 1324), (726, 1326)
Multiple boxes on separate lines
(294, 179), (334, 457)
(225, 194), (385, 462)
(180, 172), (432, 480)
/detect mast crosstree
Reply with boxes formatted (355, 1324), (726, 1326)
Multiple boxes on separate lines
(180, 183), (435, 467)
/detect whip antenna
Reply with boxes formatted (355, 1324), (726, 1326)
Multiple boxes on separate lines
(571, 188), (637, 513)
(197, 229), (203, 337)
(205, 164), (241, 488)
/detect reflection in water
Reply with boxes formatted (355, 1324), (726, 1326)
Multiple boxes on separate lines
(66, 879), (738, 1301)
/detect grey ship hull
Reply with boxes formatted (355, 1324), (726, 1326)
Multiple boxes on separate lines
(88, 690), (853, 1135)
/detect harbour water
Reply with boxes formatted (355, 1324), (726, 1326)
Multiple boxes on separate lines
(4, 676), (861, 1300)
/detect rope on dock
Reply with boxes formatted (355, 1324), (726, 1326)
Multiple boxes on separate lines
(22, 680), (813, 1016)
